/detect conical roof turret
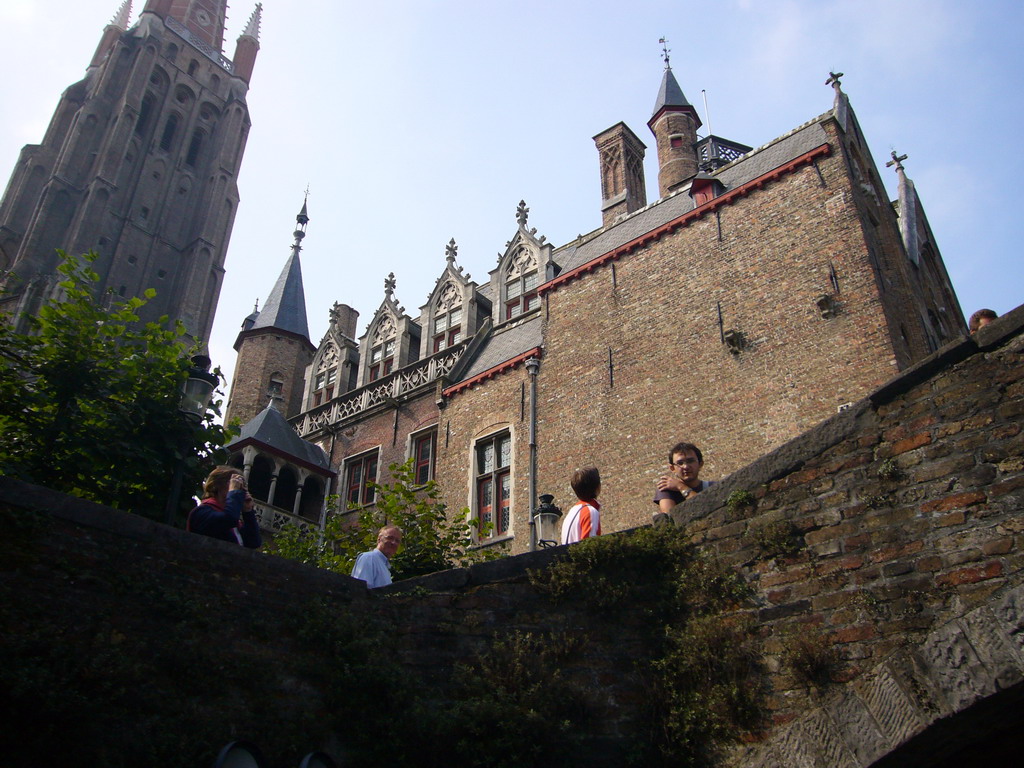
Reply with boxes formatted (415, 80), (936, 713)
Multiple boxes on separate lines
(248, 201), (311, 341)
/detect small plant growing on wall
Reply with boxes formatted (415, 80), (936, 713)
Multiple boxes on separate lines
(782, 631), (842, 689)
(877, 457), (905, 482)
(753, 520), (803, 560)
(726, 489), (756, 513)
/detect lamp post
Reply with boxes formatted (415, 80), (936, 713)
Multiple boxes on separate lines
(164, 354), (219, 524)
(533, 493), (562, 548)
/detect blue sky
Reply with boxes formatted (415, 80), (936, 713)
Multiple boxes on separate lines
(1, 0), (1021, 393)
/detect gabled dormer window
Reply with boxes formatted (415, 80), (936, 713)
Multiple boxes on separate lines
(313, 368), (338, 406)
(369, 339), (395, 381)
(433, 305), (463, 352)
(505, 269), (538, 320)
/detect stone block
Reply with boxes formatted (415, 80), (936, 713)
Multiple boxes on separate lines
(827, 690), (891, 766)
(851, 664), (928, 747)
(917, 616), (998, 712)
(959, 606), (1024, 690)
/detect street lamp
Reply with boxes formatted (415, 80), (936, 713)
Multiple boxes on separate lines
(533, 493), (562, 548)
(180, 354), (220, 418)
(164, 354), (220, 524)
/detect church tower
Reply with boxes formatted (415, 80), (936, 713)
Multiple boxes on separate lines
(225, 200), (316, 426)
(647, 47), (701, 198)
(0, 0), (262, 343)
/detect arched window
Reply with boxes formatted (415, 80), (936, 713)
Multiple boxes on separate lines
(136, 94), (155, 136)
(249, 455), (274, 502)
(159, 114), (178, 151)
(275, 466), (299, 513)
(185, 129), (204, 167)
(299, 476), (324, 521)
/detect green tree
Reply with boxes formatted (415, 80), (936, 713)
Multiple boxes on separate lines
(272, 458), (503, 579)
(0, 251), (233, 520)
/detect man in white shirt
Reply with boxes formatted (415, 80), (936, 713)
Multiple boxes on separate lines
(351, 525), (403, 588)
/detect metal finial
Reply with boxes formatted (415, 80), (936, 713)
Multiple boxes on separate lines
(826, 71), (844, 92)
(659, 37), (671, 69)
(516, 200), (529, 227)
(445, 238), (458, 264)
(886, 150), (908, 172)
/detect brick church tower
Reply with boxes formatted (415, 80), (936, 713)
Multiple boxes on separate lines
(0, 0), (262, 343)
(225, 200), (316, 426)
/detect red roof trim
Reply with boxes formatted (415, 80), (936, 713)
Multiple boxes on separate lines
(540, 142), (832, 296)
(442, 347), (543, 397)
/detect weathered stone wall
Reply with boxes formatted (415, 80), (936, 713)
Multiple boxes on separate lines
(1, 305), (1020, 767)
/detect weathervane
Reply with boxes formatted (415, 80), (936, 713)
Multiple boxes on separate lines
(659, 37), (671, 68)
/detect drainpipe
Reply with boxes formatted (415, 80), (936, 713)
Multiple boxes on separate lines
(525, 356), (540, 552)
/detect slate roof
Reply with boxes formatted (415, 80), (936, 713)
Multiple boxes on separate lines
(456, 315), (543, 383)
(555, 114), (832, 275)
(229, 404), (332, 472)
(251, 248), (311, 340)
(652, 66), (692, 115)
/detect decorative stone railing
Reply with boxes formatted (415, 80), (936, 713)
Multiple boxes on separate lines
(295, 345), (466, 437)
(253, 500), (315, 535)
(164, 16), (234, 72)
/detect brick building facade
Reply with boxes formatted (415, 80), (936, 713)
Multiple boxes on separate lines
(227, 67), (964, 551)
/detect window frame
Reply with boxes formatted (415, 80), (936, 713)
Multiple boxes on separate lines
(432, 306), (463, 352)
(474, 430), (512, 539)
(410, 428), (437, 486)
(369, 339), (396, 381)
(504, 269), (539, 320)
(344, 449), (379, 508)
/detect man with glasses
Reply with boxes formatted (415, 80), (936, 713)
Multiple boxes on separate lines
(653, 442), (714, 516)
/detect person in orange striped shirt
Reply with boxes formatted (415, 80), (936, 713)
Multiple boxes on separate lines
(560, 466), (602, 544)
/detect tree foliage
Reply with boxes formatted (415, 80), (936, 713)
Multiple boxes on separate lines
(272, 458), (503, 580)
(0, 252), (233, 520)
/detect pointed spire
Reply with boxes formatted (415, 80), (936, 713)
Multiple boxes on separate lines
(232, 3), (262, 83)
(652, 66), (695, 118)
(887, 150), (920, 265)
(249, 201), (311, 340)
(111, 0), (133, 29)
(239, 3), (263, 42)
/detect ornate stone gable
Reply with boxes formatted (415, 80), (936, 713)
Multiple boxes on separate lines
(356, 273), (421, 387)
(488, 201), (555, 325)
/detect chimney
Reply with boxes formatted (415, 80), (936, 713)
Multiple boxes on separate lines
(593, 122), (647, 228)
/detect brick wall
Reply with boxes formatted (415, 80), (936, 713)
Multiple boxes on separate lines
(226, 330), (314, 425)
(326, 388), (441, 506)
(2, 304), (1020, 766)
(436, 359), (533, 548)
(538, 122), (905, 535)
